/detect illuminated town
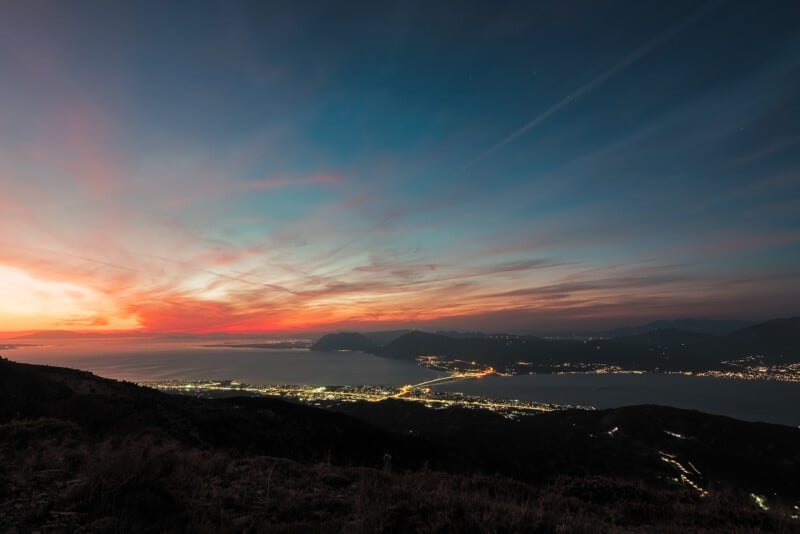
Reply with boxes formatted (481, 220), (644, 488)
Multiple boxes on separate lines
(416, 353), (800, 382)
(141, 367), (796, 506)
(141, 380), (594, 419)
(693, 355), (800, 383)
(141, 358), (594, 420)
(141, 351), (800, 416)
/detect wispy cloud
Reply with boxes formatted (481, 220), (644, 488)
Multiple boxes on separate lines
(1, 1), (797, 333)
(244, 173), (343, 191)
(460, 0), (724, 172)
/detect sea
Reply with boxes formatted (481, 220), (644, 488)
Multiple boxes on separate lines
(5, 337), (800, 427)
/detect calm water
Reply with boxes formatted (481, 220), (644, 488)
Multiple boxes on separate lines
(5, 340), (800, 427)
(432, 374), (800, 427)
(4, 339), (441, 385)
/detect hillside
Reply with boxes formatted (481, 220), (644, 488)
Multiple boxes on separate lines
(727, 317), (800, 359)
(310, 332), (379, 352)
(313, 318), (800, 373)
(613, 328), (715, 347)
(604, 319), (755, 337)
(2, 357), (800, 532)
(375, 331), (680, 370)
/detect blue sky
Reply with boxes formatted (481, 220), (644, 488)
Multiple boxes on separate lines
(0, 0), (798, 333)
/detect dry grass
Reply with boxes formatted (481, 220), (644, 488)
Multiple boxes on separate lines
(2, 418), (798, 533)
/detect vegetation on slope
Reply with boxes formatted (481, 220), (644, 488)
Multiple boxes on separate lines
(1, 357), (800, 532)
(314, 317), (800, 372)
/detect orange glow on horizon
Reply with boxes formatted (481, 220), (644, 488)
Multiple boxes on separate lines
(1, 1), (798, 339)
(0, 249), (786, 336)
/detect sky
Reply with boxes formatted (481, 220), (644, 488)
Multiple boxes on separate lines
(1, 0), (798, 334)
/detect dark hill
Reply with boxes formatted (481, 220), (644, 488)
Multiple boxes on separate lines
(377, 331), (672, 370)
(612, 318), (800, 369)
(605, 318), (754, 337)
(433, 330), (489, 339)
(378, 330), (462, 359)
(613, 328), (715, 348)
(2, 357), (800, 532)
(728, 317), (799, 356)
(361, 329), (411, 345)
(665, 317), (800, 368)
(0, 357), (440, 468)
(310, 332), (378, 352)
(316, 317), (800, 372)
(377, 330), (553, 367)
(340, 330), (559, 367)
(335, 399), (800, 496)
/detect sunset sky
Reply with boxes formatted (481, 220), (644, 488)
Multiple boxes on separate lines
(1, 0), (798, 334)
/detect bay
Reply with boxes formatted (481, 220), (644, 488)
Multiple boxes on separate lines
(432, 373), (800, 427)
(4, 339), (442, 385)
(5, 340), (800, 427)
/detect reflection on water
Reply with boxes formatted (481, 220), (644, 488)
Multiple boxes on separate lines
(4, 338), (442, 385)
(432, 373), (800, 427)
(6, 338), (800, 427)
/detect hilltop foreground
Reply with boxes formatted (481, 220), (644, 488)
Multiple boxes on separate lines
(1, 357), (800, 533)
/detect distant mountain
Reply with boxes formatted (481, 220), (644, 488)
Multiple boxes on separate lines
(335, 329), (595, 366)
(361, 329), (411, 345)
(613, 328), (715, 348)
(377, 331), (537, 361)
(379, 330), (463, 359)
(726, 317), (799, 359)
(608, 318), (799, 367)
(433, 330), (489, 339)
(729, 317), (799, 341)
(604, 319), (754, 338)
(311, 332), (378, 352)
(311, 317), (799, 372)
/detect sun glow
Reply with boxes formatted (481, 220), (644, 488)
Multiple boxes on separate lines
(0, 0), (797, 337)
(0, 264), (138, 332)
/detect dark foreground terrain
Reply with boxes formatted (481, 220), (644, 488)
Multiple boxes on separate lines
(1, 357), (800, 533)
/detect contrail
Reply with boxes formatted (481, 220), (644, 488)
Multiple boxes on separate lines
(140, 252), (298, 295)
(461, 0), (725, 172)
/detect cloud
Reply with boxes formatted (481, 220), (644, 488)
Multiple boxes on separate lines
(732, 136), (800, 166)
(60, 315), (110, 327)
(244, 173), (344, 191)
(1, 1), (797, 334)
(683, 229), (800, 257)
(460, 0), (723, 172)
